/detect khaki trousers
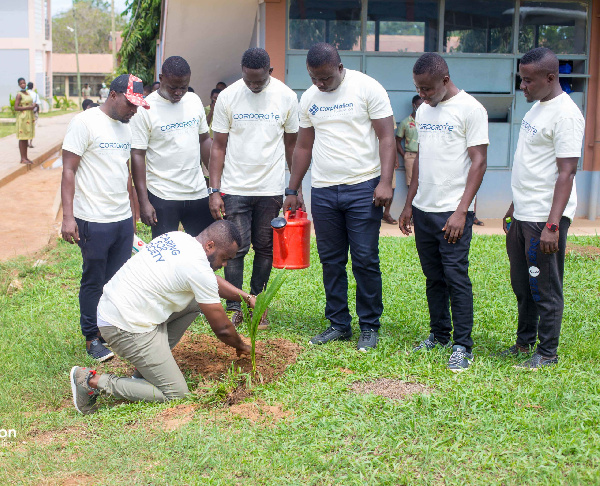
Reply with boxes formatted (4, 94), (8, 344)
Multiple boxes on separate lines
(97, 301), (200, 402)
(404, 151), (417, 186)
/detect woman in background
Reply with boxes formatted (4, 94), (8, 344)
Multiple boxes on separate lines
(15, 77), (35, 164)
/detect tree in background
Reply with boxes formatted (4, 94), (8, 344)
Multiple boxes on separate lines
(53, 0), (127, 54)
(117, 0), (162, 85)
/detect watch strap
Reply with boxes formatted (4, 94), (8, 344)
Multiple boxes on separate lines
(546, 222), (559, 232)
(285, 188), (298, 196)
(208, 187), (220, 195)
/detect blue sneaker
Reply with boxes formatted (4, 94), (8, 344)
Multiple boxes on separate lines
(87, 338), (114, 362)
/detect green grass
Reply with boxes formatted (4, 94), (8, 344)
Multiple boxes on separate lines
(0, 124), (16, 138)
(0, 109), (77, 119)
(0, 230), (599, 485)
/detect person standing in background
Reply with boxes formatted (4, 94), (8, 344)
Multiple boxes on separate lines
(26, 82), (40, 149)
(15, 78), (35, 164)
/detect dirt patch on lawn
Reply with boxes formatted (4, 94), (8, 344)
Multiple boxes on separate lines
(227, 399), (292, 426)
(155, 404), (198, 431)
(566, 242), (600, 259)
(351, 378), (431, 400)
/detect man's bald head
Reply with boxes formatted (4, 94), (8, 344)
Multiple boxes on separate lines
(520, 47), (559, 75)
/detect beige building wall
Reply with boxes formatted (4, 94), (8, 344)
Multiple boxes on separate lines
(159, 0), (259, 103)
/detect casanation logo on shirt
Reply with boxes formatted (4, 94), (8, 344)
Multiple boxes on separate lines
(160, 117), (199, 132)
(232, 112), (280, 121)
(520, 119), (538, 136)
(98, 142), (131, 149)
(146, 233), (181, 262)
(309, 102), (354, 116)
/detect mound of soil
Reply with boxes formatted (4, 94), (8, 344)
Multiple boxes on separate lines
(351, 378), (431, 400)
(227, 399), (292, 425)
(566, 243), (600, 259)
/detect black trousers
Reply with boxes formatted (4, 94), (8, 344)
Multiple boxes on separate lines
(413, 206), (475, 352)
(506, 217), (570, 357)
(76, 217), (133, 340)
(147, 191), (213, 239)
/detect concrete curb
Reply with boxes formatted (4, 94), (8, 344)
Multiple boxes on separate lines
(0, 141), (63, 190)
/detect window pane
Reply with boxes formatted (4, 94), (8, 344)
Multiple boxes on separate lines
(52, 76), (65, 97)
(444, 0), (514, 53)
(289, 0), (361, 51)
(518, 1), (588, 54)
(366, 0), (439, 52)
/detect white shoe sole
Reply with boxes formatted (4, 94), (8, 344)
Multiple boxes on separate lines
(69, 366), (83, 414)
(89, 351), (114, 362)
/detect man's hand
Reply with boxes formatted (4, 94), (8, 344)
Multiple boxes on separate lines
(443, 210), (467, 244)
(399, 206), (413, 235)
(283, 194), (299, 212)
(503, 204), (514, 234)
(139, 200), (157, 227)
(209, 193), (225, 220)
(297, 190), (306, 212)
(540, 226), (559, 254)
(373, 181), (393, 207)
(61, 216), (79, 244)
(236, 343), (252, 358)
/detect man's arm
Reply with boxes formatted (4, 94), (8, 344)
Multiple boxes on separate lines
(61, 150), (81, 243)
(199, 132), (212, 170)
(396, 136), (406, 159)
(399, 151), (419, 235)
(199, 302), (251, 357)
(127, 160), (137, 230)
(540, 157), (578, 254)
(215, 275), (256, 307)
(208, 132), (229, 219)
(283, 131), (305, 210)
(283, 127), (315, 212)
(371, 115), (396, 207)
(206, 103), (215, 126)
(130, 148), (157, 227)
(443, 144), (487, 244)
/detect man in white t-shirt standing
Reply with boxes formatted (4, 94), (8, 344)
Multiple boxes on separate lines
(502, 48), (584, 370)
(130, 56), (213, 239)
(69, 221), (256, 414)
(61, 74), (150, 362)
(284, 43), (396, 351)
(399, 53), (488, 372)
(209, 48), (299, 326)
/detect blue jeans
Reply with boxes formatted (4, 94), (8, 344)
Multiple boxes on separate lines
(311, 177), (383, 332)
(222, 194), (283, 311)
(76, 217), (133, 340)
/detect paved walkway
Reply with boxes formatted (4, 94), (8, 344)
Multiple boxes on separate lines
(0, 112), (77, 188)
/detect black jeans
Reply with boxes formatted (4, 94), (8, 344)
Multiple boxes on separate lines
(147, 191), (213, 239)
(506, 217), (570, 357)
(413, 206), (475, 352)
(76, 217), (133, 340)
(222, 194), (283, 311)
(312, 177), (383, 332)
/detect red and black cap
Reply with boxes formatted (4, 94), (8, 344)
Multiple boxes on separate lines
(109, 74), (150, 109)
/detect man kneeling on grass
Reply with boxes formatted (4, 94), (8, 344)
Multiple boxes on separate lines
(70, 220), (256, 415)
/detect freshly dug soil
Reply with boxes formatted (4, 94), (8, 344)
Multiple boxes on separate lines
(351, 378), (431, 400)
(566, 242), (600, 259)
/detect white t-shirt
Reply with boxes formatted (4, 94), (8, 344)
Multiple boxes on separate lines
(413, 90), (489, 213)
(211, 77), (299, 196)
(298, 69), (393, 188)
(98, 231), (220, 333)
(62, 107), (132, 223)
(512, 93), (584, 222)
(130, 91), (210, 200)
(27, 90), (40, 105)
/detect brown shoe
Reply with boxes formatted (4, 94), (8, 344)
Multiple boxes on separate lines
(227, 310), (244, 328)
(257, 309), (270, 330)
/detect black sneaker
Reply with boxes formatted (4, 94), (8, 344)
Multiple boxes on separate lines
(448, 345), (473, 372)
(309, 326), (352, 345)
(357, 328), (378, 352)
(413, 333), (451, 352)
(515, 353), (558, 370)
(87, 338), (114, 362)
(497, 343), (534, 357)
(69, 366), (100, 415)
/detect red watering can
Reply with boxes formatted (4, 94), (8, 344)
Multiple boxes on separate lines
(271, 209), (311, 269)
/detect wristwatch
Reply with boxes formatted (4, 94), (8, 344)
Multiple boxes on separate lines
(207, 187), (221, 195)
(546, 222), (559, 232)
(284, 188), (298, 196)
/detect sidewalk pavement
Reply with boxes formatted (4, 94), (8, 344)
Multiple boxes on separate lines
(379, 217), (600, 237)
(0, 111), (77, 188)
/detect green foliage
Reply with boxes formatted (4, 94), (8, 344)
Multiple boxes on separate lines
(117, 0), (162, 85)
(241, 270), (288, 374)
(53, 95), (78, 110)
(1, 94), (16, 114)
(52, 0), (127, 54)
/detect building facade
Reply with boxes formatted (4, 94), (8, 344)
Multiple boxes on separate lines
(158, 0), (600, 219)
(0, 0), (52, 107)
(52, 53), (113, 101)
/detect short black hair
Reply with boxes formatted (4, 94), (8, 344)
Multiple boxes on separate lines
(241, 48), (270, 70)
(162, 56), (191, 78)
(413, 53), (449, 79)
(88, 103), (99, 108)
(520, 47), (559, 74)
(203, 220), (242, 248)
(412, 95), (421, 104)
(82, 99), (94, 110)
(306, 43), (341, 68)
(210, 88), (222, 97)
(187, 86), (194, 92)
(27, 82), (33, 89)
(152, 81), (160, 87)
(17, 77), (25, 83)
(216, 81), (226, 88)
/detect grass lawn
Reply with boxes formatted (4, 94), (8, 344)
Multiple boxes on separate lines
(0, 124), (16, 138)
(0, 228), (599, 485)
(0, 109), (77, 119)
